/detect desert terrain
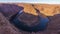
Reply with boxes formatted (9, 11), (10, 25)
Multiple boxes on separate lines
(0, 3), (60, 34)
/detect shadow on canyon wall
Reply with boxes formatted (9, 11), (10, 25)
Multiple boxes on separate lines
(0, 4), (60, 34)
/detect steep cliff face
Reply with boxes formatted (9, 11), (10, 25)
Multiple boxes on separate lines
(0, 3), (60, 34)
(0, 4), (24, 19)
(17, 4), (60, 16)
(0, 12), (22, 34)
(34, 4), (60, 16)
(17, 4), (38, 16)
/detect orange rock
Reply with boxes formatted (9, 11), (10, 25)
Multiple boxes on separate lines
(34, 4), (60, 16)
(17, 4), (60, 16)
(24, 4), (38, 16)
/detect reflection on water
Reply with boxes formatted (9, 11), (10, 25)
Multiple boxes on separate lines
(0, 4), (49, 32)
(10, 11), (49, 32)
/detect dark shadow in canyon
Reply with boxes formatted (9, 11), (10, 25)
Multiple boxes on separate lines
(0, 4), (49, 32)
(10, 12), (49, 32)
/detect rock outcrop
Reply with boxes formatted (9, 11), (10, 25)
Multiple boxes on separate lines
(0, 3), (60, 34)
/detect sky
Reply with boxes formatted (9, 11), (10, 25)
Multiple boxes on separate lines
(0, 0), (60, 4)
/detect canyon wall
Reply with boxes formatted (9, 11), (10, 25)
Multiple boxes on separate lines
(17, 4), (60, 16)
